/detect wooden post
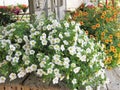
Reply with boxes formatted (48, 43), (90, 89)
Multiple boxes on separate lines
(111, 0), (114, 7)
(28, 0), (35, 22)
(44, 0), (48, 18)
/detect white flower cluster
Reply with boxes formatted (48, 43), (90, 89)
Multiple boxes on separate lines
(0, 15), (106, 90)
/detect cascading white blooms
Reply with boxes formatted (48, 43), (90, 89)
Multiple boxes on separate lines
(0, 14), (107, 90)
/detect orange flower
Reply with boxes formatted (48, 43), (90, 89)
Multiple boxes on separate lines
(101, 15), (105, 19)
(109, 35), (113, 39)
(105, 39), (109, 44)
(96, 23), (100, 28)
(80, 21), (84, 25)
(106, 6), (111, 9)
(105, 50), (109, 54)
(106, 18), (110, 22)
(91, 25), (96, 30)
(101, 32), (105, 36)
(85, 30), (89, 35)
(74, 12), (79, 17)
(109, 56), (112, 60)
(109, 17), (113, 21)
(90, 35), (94, 38)
(83, 12), (88, 16)
(102, 11), (106, 15)
(118, 43), (120, 47)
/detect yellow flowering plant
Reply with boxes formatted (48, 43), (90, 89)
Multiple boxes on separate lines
(70, 3), (120, 68)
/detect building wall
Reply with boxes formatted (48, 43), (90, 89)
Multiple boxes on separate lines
(0, 0), (28, 5)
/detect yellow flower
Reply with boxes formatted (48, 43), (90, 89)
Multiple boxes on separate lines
(102, 11), (106, 15)
(109, 39), (113, 43)
(110, 46), (115, 51)
(112, 48), (117, 53)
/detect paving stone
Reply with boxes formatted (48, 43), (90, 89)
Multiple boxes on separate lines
(105, 67), (120, 90)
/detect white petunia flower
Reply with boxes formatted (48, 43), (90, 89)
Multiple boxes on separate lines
(63, 40), (69, 45)
(34, 31), (40, 35)
(30, 28), (36, 32)
(42, 40), (47, 45)
(64, 32), (70, 37)
(53, 45), (60, 51)
(71, 21), (76, 26)
(71, 63), (76, 68)
(40, 33), (46, 40)
(40, 61), (46, 68)
(39, 22), (44, 26)
(10, 45), (16, 51)
(64, 22), (69, 28)
(12, 57), (19, 63)
(53, 77), (59, 84)
(53, 54), (60, 60)
(9, 73), (17, 81)
(23, 35), (28, 41)
(47, 68), (53, 74)
(54, 68), (59, 75)
(59, 33), (63, 39)
(76, 52), (82, 59)
(47, 24), (52, 30)
(37, 69), (44, 77)
(80, 55), (87, 62)
(72, 78), (77, 85)
(0, 35), (3, 39)
(68, 46), (76, 55)
(48, 35), (53, 41)
(0, 76), (6, 83)
(15, 51), (22, 56)
(63, 57), (70, 68)
(30, 40), (36, 46)
(54, 38), (60, 44)
(86, 48), (92, 53)
(17, 38), (22, 43)
(30, 64), (37, 71)
(73, 67), (81, 74)
(86, 86), (93, 90)
(61, 45), (65, 51)
(6, 55), (12, 61)
(26, 66), (32, 73)
(18, 70), (26, 78)
(54, 59), (62, 65)
(24, 60), (30, 65)
(29, 50), (35, 55)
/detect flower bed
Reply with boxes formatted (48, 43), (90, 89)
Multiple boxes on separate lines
(0, 4), (28, 26)
(70, 3), (120, 69)
(0, 14), (107, 90)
